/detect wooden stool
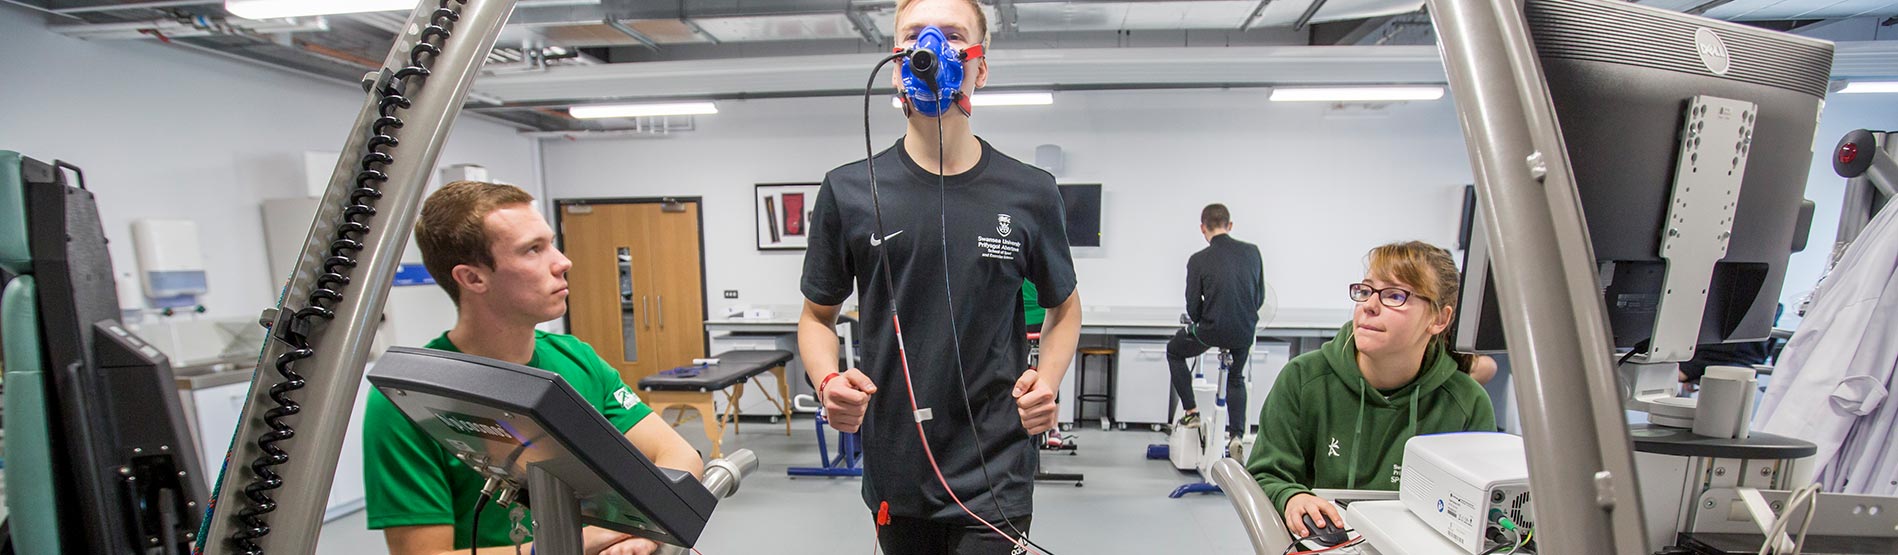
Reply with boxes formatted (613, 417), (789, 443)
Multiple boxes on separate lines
(1076, 347), (1117, 430)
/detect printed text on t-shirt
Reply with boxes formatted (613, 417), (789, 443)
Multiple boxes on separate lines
(977, 236), (1021, 261)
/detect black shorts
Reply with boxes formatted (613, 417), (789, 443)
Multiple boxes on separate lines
(877, 514), (1034, 555)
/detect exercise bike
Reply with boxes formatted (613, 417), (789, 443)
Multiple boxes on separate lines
(1166, 348), (1244, 498)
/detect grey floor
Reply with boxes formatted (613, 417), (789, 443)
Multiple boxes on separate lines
(318, 411), (1256, 554)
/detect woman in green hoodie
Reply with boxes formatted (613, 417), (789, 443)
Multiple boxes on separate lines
(1246, 241), (1496, 539)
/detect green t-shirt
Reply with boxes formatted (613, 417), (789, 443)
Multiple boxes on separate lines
(363, 331), (655, 548)
(1022, 280), (1045, 327)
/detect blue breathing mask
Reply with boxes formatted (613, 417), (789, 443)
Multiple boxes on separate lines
(897, 26), (983, 117)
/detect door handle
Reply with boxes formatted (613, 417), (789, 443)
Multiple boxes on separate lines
(658, 296), (664, 329)
(643, 296), (651, 328)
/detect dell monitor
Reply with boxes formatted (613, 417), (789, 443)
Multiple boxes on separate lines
(1453, 0), (1829, 359)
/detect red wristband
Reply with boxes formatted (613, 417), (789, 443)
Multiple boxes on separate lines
(819, 372), (843, 400)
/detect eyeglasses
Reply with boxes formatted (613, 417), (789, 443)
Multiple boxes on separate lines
(1349, 283), (1430, 308)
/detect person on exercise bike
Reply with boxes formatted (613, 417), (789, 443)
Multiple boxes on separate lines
(1166, 204), (1264, 442)
(1247, 241), (1495, 540)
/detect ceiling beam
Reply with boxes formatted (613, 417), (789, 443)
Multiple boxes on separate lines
(1738, 19), (1830, 33)
(1309, 15), (1396, 45)
(0, 0), (86, 20)
(1292, 0), (1331, 31)
(1684, 0), (1737, 15)
(602, 17), (660, 51)
(995, 0), (1019, 34)
(50, 0), (214, 14)
(844, 6), (881, 45)
(1240, 0), (1274, 31)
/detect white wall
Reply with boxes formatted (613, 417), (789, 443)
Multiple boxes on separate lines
(543, 86), (1889, 329)
(0, 5), (537, 340)
(1775, 92), (1898, 328)
(543, 90), (1475, 318)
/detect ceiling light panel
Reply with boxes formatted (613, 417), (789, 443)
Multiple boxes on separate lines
(1013, 1), (1259, 32)
(691, 14), (861, 42)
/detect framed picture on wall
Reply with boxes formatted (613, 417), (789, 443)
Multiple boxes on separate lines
(755, 183), (821, 250)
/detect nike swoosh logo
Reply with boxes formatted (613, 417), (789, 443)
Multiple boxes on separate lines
(870, 230), (904, 246)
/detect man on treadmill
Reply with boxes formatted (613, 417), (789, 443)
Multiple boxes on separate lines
(797, 0), (1083, 552)
(1166, 204), (1265, 442)
(363, 181), (703, 555)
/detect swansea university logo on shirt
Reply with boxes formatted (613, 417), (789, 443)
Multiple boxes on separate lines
(615, 387), (642, 410)
(978, 213), (1022, 262)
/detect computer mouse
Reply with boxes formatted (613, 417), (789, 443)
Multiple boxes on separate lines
(1301, 513), (1348, 547)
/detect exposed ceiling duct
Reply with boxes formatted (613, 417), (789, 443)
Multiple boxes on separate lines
(48, 13), (328, 40)
(470, 45), (1451, 106)
(464, 39), (1898, 106)
(12, 0), (1895, 132)
(1637, 0), (1898, 21)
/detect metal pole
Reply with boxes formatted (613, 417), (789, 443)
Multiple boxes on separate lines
(1866, 139), (1898, 197)
(200, 1), (517, 553)
(1423, 0), (1650, 552)
(527, 466), (583, 555)
(655, 449), (760, 555)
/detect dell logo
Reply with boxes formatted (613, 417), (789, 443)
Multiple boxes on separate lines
(1694, 28), (1731, 76)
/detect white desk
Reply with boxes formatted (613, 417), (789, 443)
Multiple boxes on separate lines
(706, 305), (1349, 343)
(1077, 306), (1349, 341)
(1073, 306), (1348, 428)
(705, 304), (1351, 428)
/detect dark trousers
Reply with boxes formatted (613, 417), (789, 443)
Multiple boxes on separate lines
(878, 514), (1034, 555)
(1166, 328), (1250, 438)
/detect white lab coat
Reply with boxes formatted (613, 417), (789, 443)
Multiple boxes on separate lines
(1756, 199), (1898, 495)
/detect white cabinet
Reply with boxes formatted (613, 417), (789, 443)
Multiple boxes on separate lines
(188, 380), (250, 483)
(1240, 341), (1291, 435)
(1114, 339), (1174, 428)
(1055, 355), (1077, 425)
(186, 364), (372, 522)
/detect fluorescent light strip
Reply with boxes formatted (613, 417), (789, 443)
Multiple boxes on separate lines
(227, 0), (417, 20)
(1269, 86), (1445, 102)
(1839, 81), (1898, 94)
(890, 92), (1055, 109)
(568, 102), (718, 119)
(974, 92), (1054, 106)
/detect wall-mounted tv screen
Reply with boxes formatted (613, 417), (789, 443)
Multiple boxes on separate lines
(1059, 184), (1101, 248)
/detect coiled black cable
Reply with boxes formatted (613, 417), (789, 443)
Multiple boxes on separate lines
(227, 2), (466, 553)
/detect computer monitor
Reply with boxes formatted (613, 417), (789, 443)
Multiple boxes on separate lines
(1, 153), (206, 554)
(1452, 0), (1829, 359)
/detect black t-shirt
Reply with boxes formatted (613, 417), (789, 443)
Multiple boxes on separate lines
(802, 137), (1078, 522)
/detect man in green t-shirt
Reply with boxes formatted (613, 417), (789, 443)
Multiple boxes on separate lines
(364, 181), (703, 555)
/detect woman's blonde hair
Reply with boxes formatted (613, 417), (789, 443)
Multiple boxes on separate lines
(1367, 241), (1477, 373)
(1366, 241), (1460, 311)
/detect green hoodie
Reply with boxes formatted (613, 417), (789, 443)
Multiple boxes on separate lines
(1246, 324), (1496, 513)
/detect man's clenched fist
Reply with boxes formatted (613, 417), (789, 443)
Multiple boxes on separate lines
(1013, 369), (1058, 435)
(821, 369), (878, 433)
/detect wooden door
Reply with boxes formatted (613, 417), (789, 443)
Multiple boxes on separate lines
(561, 203), (659, 382)
(646, 202), (706, 368)
(560, 201), (706, 386)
